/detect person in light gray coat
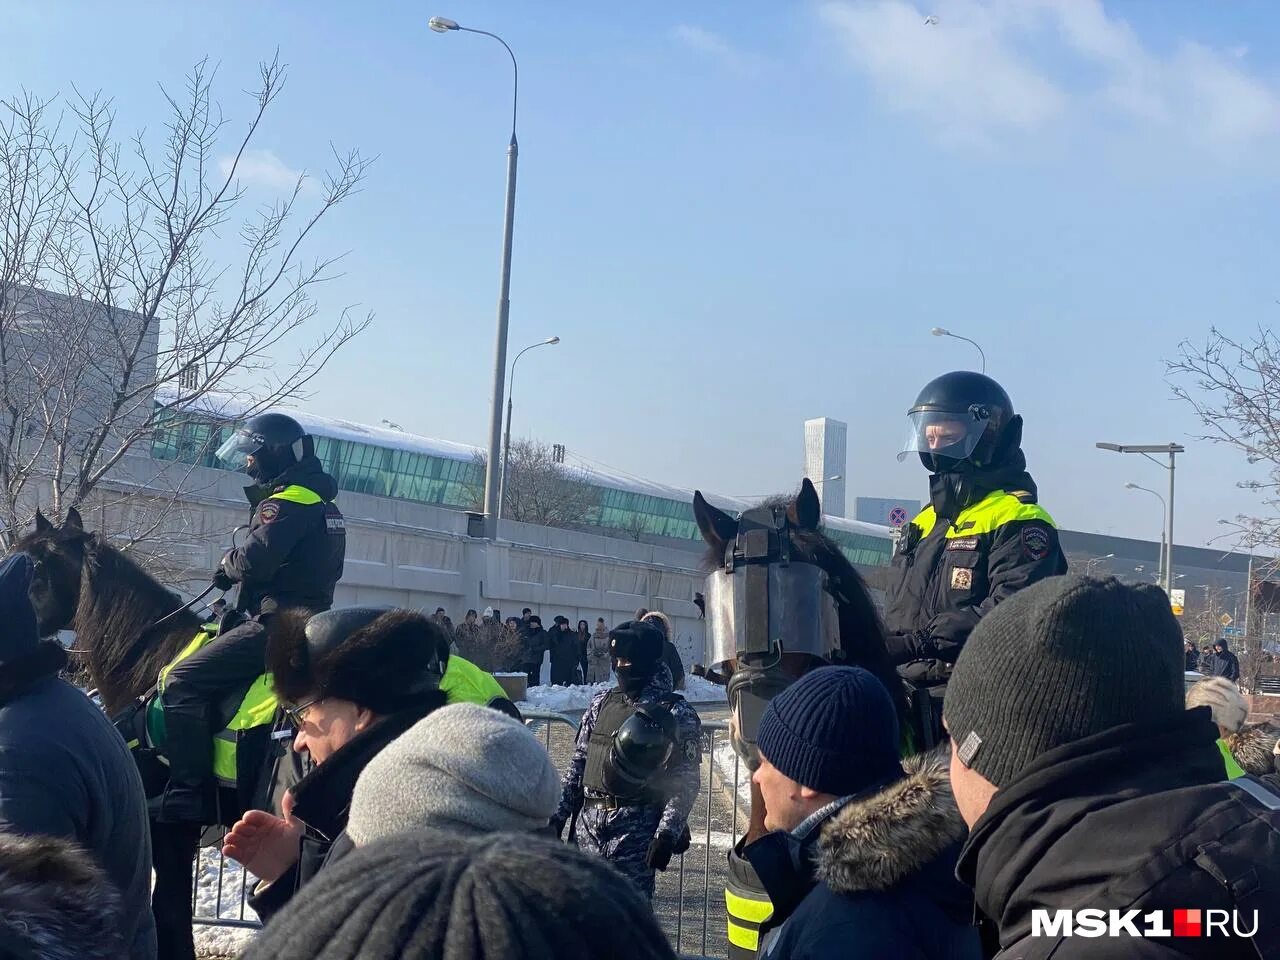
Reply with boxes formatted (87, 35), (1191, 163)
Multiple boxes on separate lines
(0, 553), (156, 960)
(585, 618), (612, 683)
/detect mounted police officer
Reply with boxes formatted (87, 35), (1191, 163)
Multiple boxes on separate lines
(152, 412), (345, 824)
(884, 371), (1066, 745)
(552, 619), (701, 899)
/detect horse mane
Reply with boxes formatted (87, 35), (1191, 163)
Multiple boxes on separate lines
(77, 535), (201, 715)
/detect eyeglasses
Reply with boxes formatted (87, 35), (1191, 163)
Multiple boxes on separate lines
(284, 697), (324, 728)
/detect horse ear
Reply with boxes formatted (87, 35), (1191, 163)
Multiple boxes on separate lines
(693, 491), (737, 554)
(65, 506), (84, 531)
(34, 509), (52, 533)
(793, 478), (822, 530)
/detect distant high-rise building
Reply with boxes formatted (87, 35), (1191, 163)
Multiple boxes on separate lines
(804, 417), (847, 518)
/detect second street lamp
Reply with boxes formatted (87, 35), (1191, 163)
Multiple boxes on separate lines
(1098, 441), (1184, 594)
(430, 15), (519, 539)
(500, 336), (560, 520)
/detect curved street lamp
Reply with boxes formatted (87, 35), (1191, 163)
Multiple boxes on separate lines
(930, 327), (986, 373)
(430, 16), (519, 538)
(500, 336), (560, 518)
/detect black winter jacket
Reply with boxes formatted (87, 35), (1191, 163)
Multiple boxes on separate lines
(1205, 643), (1241, 682)
(959, 708), (1280, 958)
(221, 456), (345, 616)
(883, 469), (1066, 677)
(0, 642), (156, 959)
(746, 751), (981, 960)
(549, 625), (581, 685)
(249, 692), (446, 921)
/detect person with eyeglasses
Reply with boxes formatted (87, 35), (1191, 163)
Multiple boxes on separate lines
(221, 606), (448, 922)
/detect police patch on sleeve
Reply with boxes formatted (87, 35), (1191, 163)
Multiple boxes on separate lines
(683, 739), (701, 762)
(1022, 525), (1051, 561)
(258, 500), (281, 524)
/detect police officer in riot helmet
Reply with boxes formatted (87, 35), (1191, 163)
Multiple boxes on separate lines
(552, 620), (702, 899)
(152, 412), (346, 824)
(884, 371), (1066, 744)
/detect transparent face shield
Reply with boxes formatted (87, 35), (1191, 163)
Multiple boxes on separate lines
(214, 429), (259, 472)
(896, 409), (988, 463)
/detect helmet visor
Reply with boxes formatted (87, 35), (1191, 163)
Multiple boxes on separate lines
(897, 410), (987, 463)
(214, 429), (260, 471)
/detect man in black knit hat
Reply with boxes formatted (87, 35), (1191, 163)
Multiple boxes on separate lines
(552, 619), (701, 898)
(945, 575), (1280, 959)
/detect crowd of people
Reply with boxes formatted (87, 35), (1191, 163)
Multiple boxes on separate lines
(3, 386), (1280, 960)
(438, 605), (686, 690)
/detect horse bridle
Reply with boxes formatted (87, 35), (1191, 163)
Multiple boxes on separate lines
(63, 582), (220, 657)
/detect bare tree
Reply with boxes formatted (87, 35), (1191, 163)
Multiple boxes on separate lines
(0, 56), (371, 557)
(474, 438), (599, 529)
(1170, 327), (1280, 551)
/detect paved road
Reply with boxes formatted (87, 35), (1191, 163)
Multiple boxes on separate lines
(530, 702), (744, 959)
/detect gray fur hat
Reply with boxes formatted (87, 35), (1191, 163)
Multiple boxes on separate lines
(347, 702), (560, 844)
(0, 833), (127, 960)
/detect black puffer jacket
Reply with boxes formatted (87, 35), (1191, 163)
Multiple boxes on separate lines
(221, 456), (346, 616)
(249, 692), (447, 922)
(959, 709), (1280, 958)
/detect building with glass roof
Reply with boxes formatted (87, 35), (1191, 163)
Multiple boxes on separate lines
(151, 389), (895, 568)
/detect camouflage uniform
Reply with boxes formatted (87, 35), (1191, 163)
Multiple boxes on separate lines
(556, 663), (702, 898)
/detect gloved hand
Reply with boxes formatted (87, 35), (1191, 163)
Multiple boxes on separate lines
(645, 832), (676, 871)
(212, 566), (235, 592)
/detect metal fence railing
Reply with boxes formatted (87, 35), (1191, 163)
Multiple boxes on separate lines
(192, 705), (747, 960)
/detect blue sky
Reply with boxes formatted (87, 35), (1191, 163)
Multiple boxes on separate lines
(7, 0), (1280, 550)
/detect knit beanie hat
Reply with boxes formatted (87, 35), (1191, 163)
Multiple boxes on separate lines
(0, 553), (39, 661)
(756, 666), (902, 797)
(945, 575), (1184, 788)
(1186, 677), (1248, 734)
(347, 703), (560, 844)
(240, 831), (677, 960)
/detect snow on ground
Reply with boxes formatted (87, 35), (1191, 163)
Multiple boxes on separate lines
(192, 848), (259, 956)
(713, 740), (752, 809)
(518, 675), (728, 713)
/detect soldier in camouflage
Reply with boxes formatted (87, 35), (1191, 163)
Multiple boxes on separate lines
(553, 620), (702, 899)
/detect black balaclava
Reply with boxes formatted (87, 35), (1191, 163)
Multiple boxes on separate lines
(930, 415), (1039, 522)
(609, 620), (664, 699)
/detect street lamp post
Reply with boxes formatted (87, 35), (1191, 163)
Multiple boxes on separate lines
(1085, 553), (1115, 575)
(500, 336), (560, 518)
(430, 15), (519, 539)
(1125, 482), (1168, 586)
(930, 327), (987, 373)
(1097, 442), (1184, 594)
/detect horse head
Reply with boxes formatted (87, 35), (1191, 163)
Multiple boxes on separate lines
(15, 507), (90, 637)
(693, 478), (907, 747)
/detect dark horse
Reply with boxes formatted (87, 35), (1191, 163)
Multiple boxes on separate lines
(16, 507), (243, 960)
(692, 478), (912, 848)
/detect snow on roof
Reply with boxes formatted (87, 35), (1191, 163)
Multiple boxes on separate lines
(155, 387), (893, 541)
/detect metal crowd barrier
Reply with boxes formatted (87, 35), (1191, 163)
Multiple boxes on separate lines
(192, 705), (746, 960)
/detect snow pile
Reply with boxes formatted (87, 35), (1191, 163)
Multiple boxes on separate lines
(192, 849), (259, 955)
(518, 676), (727, 713)
(713, 740), (752, 809)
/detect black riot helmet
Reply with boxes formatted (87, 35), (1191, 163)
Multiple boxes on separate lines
(215, 412), (312, 482)
(601, 702), (678, 800)
(897, 371), (1017, 473)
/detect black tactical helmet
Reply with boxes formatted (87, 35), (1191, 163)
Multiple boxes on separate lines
(215, 411), (311, 482)
(601, 702), (678, 799)
(898, 371), (1016, 473)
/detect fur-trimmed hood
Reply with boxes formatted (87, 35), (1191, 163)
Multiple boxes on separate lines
(815, 749), (967, 894)
(0, 833), (127, 960)
(1226, 722), (1280, 777)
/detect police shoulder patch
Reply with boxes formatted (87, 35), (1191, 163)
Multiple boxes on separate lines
(1022, 524), (1051, 561)
(683, 738), (701, 762)
(258, 500), (281, 523)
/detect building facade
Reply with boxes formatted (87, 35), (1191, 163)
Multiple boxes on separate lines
(803, 417), (848, 519)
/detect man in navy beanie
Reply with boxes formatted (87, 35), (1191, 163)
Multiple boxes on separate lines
(744, 666), (980, 960)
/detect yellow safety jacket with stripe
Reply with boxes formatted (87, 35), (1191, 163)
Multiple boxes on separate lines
(440, 654), (509, 707)
(883, 487), (1067, 667)
(147, 627), (278, 786)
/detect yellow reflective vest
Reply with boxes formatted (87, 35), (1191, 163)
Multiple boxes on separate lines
(441, 654), (508, 707)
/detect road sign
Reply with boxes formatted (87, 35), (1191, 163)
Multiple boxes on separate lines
(888, 506), (909, 528)
(1219, 613), (1233, 627)
(1222, 625), (1246, 639)
(1169, 588), (1185, 617)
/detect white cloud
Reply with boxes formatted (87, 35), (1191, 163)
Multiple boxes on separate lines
(217, 148), (306, 192)
(671, 24), (762, 75)
(819, 0), (1280, 154)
